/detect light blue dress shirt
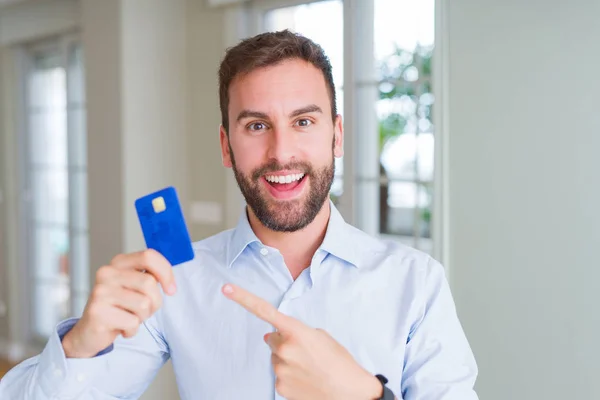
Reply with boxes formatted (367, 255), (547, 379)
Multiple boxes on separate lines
(0, 203), (478, 399)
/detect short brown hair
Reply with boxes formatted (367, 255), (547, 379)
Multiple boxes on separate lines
(218, 29), (337, 134)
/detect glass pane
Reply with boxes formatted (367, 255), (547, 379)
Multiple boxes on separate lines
(31, 226), (69, 280)
(32, 280), (70, 338)
(374, 0), (434, 62)
(31, 168), (69, 225)
(380, 181), (431, 237)
(264, 1), (343, 86)
(380, 132), (434, 181)
(28, 54), (66, 110)
(381, 181), (416, 235)
(334, 154), (344, 180)
(418, 183), (432, 239)
(263, 0), (344, 198)
(330, 177), (343, 205)
(28, 110), (68, 167)
(376, 0), (435, 240)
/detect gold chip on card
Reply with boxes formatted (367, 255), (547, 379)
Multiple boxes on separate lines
(152, 196), (166, 213)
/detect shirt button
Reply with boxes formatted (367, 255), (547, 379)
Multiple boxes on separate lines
(53, 368), (63, 378)
(260, 248), (268, 256)
(77, 373), (86, 382)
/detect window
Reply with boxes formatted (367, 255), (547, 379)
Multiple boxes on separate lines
(20, 37), (89, 340)
(261, 0), (345, 200)
(375, 0), (435, 253)
(248, 0), (437, 255)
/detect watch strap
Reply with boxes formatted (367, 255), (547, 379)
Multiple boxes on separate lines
(375, 374), (395, 400)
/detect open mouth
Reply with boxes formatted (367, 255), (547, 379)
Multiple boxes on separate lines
(263, 172), (307, 199)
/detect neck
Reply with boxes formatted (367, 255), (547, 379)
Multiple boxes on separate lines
(247, 200), (331, 280)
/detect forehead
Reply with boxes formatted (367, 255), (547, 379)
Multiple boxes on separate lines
(228, 59), (331, 117)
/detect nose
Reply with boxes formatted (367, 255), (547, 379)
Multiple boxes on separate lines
(266, 125), (296, 164)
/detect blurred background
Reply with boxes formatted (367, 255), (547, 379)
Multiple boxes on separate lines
(0, 0), (598, 399)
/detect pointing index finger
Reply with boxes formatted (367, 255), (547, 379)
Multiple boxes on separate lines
(222, 283), (301, 333)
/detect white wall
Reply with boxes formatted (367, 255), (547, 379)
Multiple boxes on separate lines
(82, 0), (229, 398)
(82, 0), (193, 398)
(0, 0), (79, 45)
(447, 0), (600, 398)
(187, 0), (230, 237)
(120, 0), (190, 253)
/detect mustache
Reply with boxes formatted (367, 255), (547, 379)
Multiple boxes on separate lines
(251, 160), (313, 181)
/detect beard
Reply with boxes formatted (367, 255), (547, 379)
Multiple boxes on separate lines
(229, 147), (334, 232)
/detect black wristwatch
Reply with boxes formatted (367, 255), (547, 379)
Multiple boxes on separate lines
(375, 374), (395, 400)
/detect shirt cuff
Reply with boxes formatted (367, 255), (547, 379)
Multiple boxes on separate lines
(56, 319), (114, 357)
(37, 318), (111, 398)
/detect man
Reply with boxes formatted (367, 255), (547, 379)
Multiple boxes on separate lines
(0, 30), (478, 399)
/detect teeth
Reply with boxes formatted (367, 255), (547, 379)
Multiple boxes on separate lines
(265, 173), (305, 184)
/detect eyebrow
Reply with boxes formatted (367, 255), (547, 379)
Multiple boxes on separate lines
(236, 110), (269, 122)
(289, 104), (323, 118)
(236, 104), (323, 123)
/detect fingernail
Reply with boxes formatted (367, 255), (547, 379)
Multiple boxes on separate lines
(263, 333), (270, 343)
(167, 283), (177, 295)
(223, 284), (234, 294)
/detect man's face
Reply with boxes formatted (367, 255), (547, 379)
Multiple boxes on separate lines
(220, 59), (344, 232)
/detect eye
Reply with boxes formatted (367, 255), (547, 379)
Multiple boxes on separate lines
(295, 119), (313, 128)
(248, 122), (267, 132)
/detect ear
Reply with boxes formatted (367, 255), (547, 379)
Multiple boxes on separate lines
(220, 125), (233, 168)
(333, 114), (344, 158)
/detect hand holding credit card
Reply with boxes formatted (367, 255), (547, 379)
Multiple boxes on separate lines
(60, 188), (188, 359)
(135, 186), (195, 266)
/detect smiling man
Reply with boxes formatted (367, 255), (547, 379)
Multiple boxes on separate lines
(0, 30), (478, 400)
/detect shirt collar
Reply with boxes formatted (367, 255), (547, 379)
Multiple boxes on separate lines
(226, 207), (260, 268)
(226, 201), (360, 268)
(318, 201), (360, 267)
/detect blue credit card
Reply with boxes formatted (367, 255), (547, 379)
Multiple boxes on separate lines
(134, 186), (194, 266)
